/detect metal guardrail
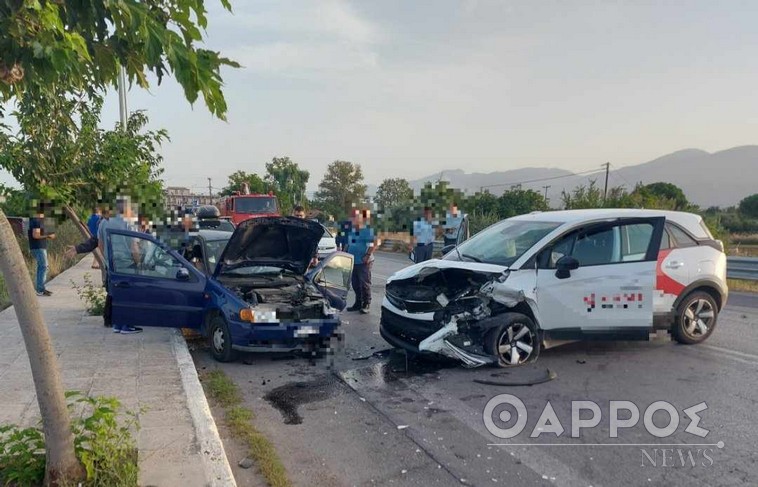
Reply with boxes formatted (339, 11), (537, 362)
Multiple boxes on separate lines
(727, 257), (758, 281)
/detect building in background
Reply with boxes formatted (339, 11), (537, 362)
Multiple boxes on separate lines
(164, 186), (216, 211)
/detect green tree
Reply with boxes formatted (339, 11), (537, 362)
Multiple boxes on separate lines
(264, 157), (309, 214)
(463, 191), (499, 216)
(374, 178), (413, 211)
(219, 170), (267, 196)
(0, 90), (167, 264)
(0, 2), (236, 484)
(314, 161), (367, 218)
(632, 182), (689, 210)
(497, 189), (549, 218)
(739, 194), (758, 219)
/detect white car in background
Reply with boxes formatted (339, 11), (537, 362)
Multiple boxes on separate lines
(317, 224), (338, 259)
(381, 209), (728, 367)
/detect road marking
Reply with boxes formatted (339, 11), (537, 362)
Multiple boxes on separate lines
(700, 344), (758, 364)
(489, 442), (725, 448)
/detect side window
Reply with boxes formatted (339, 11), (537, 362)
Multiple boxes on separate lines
(667, 224), (698, 248)
(541, 221), (656, 268)
(110, 234), (185, 279)
(660, 229), (672, 250)
(620, 223), (654, 261)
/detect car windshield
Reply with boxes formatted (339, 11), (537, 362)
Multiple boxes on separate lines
(447, 219), (561, 266)
(235, 197), (278, 214)
(321, 225), (333, 238)
(204, 238), (231, 267)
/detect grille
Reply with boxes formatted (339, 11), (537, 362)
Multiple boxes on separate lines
(380, 307), (441, 346)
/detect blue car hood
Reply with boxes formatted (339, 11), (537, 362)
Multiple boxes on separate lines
(215, 216), (324, 277)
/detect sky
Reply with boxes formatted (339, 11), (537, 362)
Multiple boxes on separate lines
(3, 0), (758, 194)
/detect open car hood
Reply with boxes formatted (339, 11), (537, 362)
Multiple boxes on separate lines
(387, 259), (507, 283)
(214, 217), (324, 277)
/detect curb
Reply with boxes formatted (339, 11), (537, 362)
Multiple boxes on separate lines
(171, 329), (238, 487)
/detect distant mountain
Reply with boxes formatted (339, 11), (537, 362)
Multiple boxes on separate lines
(368, 146), (758, 208)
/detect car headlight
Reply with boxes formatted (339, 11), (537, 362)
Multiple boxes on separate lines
(239, 308), (278, 323)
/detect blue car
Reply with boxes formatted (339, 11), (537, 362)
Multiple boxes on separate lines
(104, 217), (354, 362)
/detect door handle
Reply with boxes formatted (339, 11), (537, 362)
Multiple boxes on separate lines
(114, 281), (130, 288)
(665, 261), (684, 269)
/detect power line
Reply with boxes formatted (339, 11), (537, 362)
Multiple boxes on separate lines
(478, 168), (606, 192)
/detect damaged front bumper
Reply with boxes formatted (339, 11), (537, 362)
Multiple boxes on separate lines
(380, 303), (496, 368)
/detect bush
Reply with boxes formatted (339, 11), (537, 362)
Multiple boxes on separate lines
(469, 211), (502, 235)
(0, 392), (139, 487)
(72, 273), (106, 316)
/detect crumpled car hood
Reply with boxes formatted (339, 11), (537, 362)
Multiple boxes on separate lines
(215, 216), (324, 276)
(387, 259), (508, 283)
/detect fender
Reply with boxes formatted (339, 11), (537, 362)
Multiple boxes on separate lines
(673, 278), (728, 311)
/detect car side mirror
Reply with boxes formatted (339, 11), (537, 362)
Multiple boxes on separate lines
(408, 249), (416, 262)
(555, 256), (579, 280)
(441, 244), (455, 256)
(176, 268), (190, 281)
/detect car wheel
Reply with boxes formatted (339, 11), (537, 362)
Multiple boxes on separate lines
(672, 291), (718, 345)
(209, 316), (238, 362)
(484, 314), (541, 367)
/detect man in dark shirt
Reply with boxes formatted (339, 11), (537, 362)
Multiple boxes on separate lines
(28, 205), (56, 296)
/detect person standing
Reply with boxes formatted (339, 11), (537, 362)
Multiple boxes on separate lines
(443, 202), (463, 248)
(411, 206), (435, 263)
(28, 204), (56, 296)
(86, 207), (103, 268)
(98, 197), (142, 334)
(347, 209), (378, 314)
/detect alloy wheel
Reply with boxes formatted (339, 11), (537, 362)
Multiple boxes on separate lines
(497, 322), (536, 366)
(683, 298), (715, 340)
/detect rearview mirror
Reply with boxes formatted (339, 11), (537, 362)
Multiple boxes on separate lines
(555, 256), (579, 280)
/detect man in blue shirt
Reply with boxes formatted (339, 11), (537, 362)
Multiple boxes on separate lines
(443, 202), (463, 247)
(28, 204), (56, 296)
(411, 207), (435, 263)
(98, 197), (142, 334)
(347, 208), (378, 314)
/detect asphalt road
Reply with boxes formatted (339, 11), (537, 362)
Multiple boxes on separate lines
(194, 252), (758, 487)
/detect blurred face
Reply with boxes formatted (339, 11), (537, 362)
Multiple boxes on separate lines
(351, 211), (362, 227)
(293, 209), (306, 219)
(424, 209), (433, 221)
(450, 205), (458, 216)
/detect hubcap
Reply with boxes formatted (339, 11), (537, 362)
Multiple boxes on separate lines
(213, 327), (225, 351)
(497, 323), (535, 366)
(683, 299), (715, 339)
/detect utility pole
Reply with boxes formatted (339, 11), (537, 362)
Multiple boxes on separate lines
(602, 162), (610, 203)
(117, 66), (128, 129)
(207, 178), (213, 198)
(542, 185), (551, 203)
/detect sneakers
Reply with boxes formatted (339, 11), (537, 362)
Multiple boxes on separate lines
(112, 327), (121, 333)
(360, 306), (370, 314)
(346, 303), (362, 312)
(119, 326), (143, 334)
(36, 290), (52, 297)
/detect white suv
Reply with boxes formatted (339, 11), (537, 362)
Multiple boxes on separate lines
(380, 209), (727, 367)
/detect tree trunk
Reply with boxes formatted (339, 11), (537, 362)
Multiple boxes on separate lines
(62, 204), (104, 268)
(0, 209), (86, 485)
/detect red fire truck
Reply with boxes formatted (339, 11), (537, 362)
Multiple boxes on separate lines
(217, 185), (280, 225)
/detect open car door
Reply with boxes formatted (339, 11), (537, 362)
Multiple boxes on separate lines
(457, 214), (470, 246)
(306, 251), (354, 311)
(106, 229), (207, 329)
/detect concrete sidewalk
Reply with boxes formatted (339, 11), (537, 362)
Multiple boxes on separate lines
(0, 256), (235, 486)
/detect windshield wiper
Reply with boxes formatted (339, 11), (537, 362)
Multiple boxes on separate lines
(461, 253), (483, 263)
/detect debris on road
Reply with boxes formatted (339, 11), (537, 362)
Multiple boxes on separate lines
(238, 457), (254, 469)
(473, 368), (556, 386)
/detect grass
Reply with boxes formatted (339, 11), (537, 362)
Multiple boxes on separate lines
(728, 278), (758, 294)
(201, 370), (291, 487)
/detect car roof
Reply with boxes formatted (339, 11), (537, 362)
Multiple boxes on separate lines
(189, 229), (233, 241)
(510, 209), (708, 238)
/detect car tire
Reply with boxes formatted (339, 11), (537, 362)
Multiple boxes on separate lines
(672, 291), (718, 345)
(209, 316), (238, 363)
(484, 313), (541, 367)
